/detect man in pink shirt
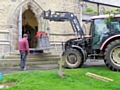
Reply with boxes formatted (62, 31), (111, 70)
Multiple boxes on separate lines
(18, 34), (30, 70)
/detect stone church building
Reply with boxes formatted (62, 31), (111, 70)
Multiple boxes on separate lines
(0, 0), (119, 55)
(0, 0), (82, 55)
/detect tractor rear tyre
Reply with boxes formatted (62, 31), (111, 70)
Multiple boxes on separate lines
(104, 40), (120, 71)
(63, 49), (84, 68)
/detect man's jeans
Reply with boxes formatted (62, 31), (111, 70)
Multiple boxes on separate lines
(20, 50), (28, 69)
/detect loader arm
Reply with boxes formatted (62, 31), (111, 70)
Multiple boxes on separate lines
(41, 10), (85, 36)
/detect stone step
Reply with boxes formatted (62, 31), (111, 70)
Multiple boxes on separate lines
(0, 50), (61, 67)
(0, 60), (59, 67)
(9, 52), (52, 55)
(4, 54), (60, 59)
(0, 57), (60, 67)
(50, 51), (63, 55)
(2, 57), (60, 61)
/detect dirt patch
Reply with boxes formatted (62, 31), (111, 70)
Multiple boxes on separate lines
(0, 82), (15, 89)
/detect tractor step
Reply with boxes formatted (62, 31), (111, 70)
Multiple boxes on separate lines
(88, 54), (103, 56)
(88, 54), (103, 60)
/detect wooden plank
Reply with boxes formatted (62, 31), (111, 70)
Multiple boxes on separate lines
(86, 72), (114, 82)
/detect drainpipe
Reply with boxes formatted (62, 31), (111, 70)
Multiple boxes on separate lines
(10, 0), (27, 53)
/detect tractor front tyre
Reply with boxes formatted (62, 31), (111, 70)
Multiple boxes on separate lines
(104, 40), (120, 71)
(63, 49), (84, 68)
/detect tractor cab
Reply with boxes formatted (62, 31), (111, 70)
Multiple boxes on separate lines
(90, 15), (120, 49)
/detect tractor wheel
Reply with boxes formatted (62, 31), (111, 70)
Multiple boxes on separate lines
(104, 40), (120, 71)
(63, 49), (84, 68)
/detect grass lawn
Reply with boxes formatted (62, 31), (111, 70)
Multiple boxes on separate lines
(0, 66), (120, 90)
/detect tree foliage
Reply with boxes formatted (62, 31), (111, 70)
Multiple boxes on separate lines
(84, 7), (98, 15)
(84, 7), (120, 22)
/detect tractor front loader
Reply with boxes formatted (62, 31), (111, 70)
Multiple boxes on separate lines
(41, 10), (120, 71)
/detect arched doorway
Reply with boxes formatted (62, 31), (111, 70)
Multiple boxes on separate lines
(7, 0), (43, 52)
(22, 9), (38, 48)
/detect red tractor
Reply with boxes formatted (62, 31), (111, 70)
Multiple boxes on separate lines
(41, 10), (120, 71)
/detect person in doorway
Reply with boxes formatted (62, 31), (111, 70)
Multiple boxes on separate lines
(22, 28), (27, 38)
(26, 30), (31, 47)
(18, 34), (30, 71)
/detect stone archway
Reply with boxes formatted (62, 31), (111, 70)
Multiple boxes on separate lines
(7, 0), (43, 52)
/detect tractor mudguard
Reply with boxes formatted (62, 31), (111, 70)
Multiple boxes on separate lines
(71, 45), (87, 62)
(100, 34), (120, 50)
